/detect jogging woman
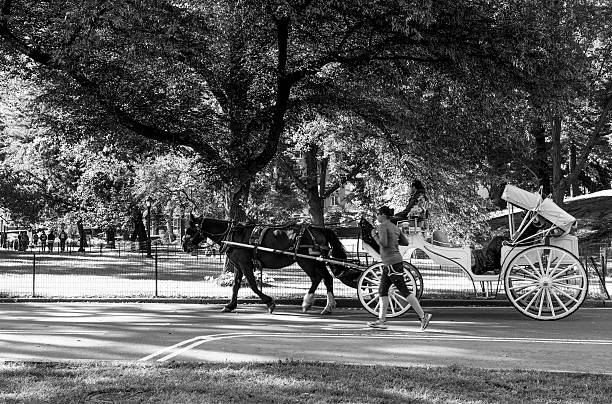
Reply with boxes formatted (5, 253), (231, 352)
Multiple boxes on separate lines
(367, 205), (432, 331)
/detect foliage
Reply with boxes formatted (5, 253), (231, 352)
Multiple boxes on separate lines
(1, 361), (611, 403)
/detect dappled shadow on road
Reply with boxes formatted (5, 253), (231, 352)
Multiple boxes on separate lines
(0, 304), (609, 374)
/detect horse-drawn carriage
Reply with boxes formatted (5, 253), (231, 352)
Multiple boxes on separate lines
(183, 184), (588, 321)
(358, 184), (588, 321)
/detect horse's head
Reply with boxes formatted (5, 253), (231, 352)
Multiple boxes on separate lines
(183, 213), (205, 252)
(182, 214), (231, 253)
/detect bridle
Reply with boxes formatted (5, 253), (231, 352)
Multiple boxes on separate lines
(186, 217), (234, 251)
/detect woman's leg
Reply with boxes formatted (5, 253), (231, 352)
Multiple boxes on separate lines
(389, 263), (425, 318)
(368, 267), (391, 328)
(378, 267), (392, 322)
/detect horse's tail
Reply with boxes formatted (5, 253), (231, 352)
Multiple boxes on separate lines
(323, 228), (361, 288)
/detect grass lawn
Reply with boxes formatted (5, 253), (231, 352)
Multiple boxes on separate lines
(1, 361), (610, 403)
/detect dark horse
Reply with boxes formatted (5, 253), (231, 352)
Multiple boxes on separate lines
(183, 215), (358, 314)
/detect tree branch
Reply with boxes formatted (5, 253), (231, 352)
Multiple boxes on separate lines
(277, 155), (307, 193)
(564, 89), (612, 189)
(321, 162), (365, 199)
(0, 7), (227, 168)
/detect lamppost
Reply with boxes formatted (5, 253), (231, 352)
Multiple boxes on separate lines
(146, 197), (152, 258)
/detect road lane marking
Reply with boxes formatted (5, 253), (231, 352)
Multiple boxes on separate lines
(140, 332), (612, 362)
(0, 330), (106, 334)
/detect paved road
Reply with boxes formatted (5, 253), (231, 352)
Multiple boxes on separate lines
(1, 303), (611, 374)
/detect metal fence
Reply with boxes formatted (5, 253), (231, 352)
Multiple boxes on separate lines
(0, 239), (610, 301)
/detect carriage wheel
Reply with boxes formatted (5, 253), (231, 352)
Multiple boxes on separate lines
(357, 262), (422, 318)
(504, 245), (588, 320)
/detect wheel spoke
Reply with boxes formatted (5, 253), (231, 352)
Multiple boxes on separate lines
(536, 251), (548, 277)
(524, 289), (542, 312)
(510, 268), (540, 282)
(537, 288), (546, 317)
(391, 295), (405, 312)
(525, 254), (544, 278)
(515, 287), (538, 303)
(389, 298), (397, 314)
(394, 293), (409, 303)
(366, 296), (380, 309)
(552, 283), (584, 291)
(550, 265), (574, 280)
(360, 290), (378, 298)
(550, 289), (569, 312)
(553, 275), (585, 283)
(508, 281), (538, 292)
(548, 252), (567, 276)
(509, 274), (539, 282)
(546, 289), (555, 317)
(551, 285), (580, 303)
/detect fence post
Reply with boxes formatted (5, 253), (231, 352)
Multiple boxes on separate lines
(155, 247), (158, 298)
(32, 253), (36, 297)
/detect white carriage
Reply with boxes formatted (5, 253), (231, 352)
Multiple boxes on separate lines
(357, 184), (589, 320)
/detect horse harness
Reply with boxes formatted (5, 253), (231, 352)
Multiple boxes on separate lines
(245, 224), (330, 270)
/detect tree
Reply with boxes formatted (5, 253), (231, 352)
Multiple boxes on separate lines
(4, 0), (594, 221)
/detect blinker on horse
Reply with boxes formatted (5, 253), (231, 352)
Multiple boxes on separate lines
(183, 215), (354, 314)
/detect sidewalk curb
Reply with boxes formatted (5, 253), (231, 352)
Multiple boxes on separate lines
(0, 297), (609, 308)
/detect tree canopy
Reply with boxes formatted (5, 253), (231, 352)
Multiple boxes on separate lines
(1, 0), (611, 238)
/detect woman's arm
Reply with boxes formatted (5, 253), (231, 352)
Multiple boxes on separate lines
(377, 225), (390, 247)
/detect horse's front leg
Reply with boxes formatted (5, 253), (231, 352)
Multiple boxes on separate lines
(242, 262), (276, 313)
(222, 263), (242, 313)
(302, 292), (315, 312)
(320, 267), (336, 315)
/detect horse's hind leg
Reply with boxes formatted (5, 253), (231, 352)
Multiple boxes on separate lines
(320, 264), (336, 315)
(298, 260), (322, 313)
(222, 264), (242, 313)
(242, 262), (276, 313)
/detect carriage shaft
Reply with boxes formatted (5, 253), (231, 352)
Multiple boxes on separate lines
(221, 241), (364, 270)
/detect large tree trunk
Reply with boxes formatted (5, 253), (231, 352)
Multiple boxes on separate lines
(165, 203), (175, 242)
(532, 118), (551, 195)
(569, 142), (580, 196)
(551, 115), (565, 205)
(77, 219), (88, 252)
(130, 209), (147, 250)
(105, 225), (116, 249)
(224, 181), (250, 222)
(306, 188), (325, 225)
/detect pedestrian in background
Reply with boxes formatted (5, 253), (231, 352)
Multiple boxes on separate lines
(59, 228), (68, 252)
(47, 230), (56, 252)
(32, 231), (39, 248)
(40, 231), (47, 252)
(20, 231), (29, 251)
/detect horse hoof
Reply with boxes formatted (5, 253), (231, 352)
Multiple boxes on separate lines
(268, 302), (276, 314)
(320, 309), (332, 315)
(302, 304), (312, 313)
(221, 307), (234, 313)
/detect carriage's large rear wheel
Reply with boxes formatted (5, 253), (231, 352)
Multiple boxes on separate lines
(504, 245), (588, 320)
(357, 262), (423, 318)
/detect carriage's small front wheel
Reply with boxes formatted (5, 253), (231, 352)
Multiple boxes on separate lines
(357, 262), (422, 318)
(504, 245), (588, 320)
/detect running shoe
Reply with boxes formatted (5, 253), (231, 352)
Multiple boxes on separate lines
(420, 313), (432, 331)
(367, 320), (387, 329)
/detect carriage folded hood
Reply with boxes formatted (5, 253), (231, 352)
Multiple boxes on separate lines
(501, 184), (576, 232)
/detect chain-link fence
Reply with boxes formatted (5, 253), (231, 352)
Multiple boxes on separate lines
(0, 238), (610, 301)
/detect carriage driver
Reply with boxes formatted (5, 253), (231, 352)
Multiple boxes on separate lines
(368, 206), (432, 331)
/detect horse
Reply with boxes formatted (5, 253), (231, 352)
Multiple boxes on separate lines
(183, 214), (355, 314)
